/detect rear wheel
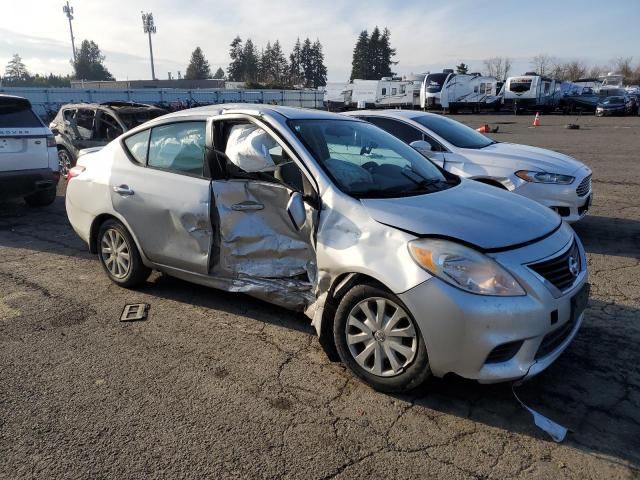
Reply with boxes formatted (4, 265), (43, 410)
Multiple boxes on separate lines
(97, 219), (150, 288)
(57, 147), (74, 178)
(333, 283), (431, 392)
(25, 187), (56, 207)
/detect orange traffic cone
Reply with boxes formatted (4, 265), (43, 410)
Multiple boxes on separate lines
(533, 112), (540, 127)
(476, 124), (490, 133)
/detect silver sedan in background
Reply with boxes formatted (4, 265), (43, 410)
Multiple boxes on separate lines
(65, 104), (589, 392)
(343, 110), (593, 223)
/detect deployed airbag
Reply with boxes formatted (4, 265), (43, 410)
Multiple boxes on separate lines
(225, 124), (277, 173)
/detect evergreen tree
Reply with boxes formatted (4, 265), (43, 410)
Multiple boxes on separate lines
(289, 37), (303, 87)
(185, 47), (211, 80)
(456, 62), (469, 74)
(378, 28), (396, 78)
(73, 40), (113, 80)
(350, 30), (369, 80)
(212, 67), (225, 79)
(300, 38), (314, 87)
(310, 40), (327, 88)
(368, 27), (381, 79)
(227, 36), (244, 81)
(4, 54), (29, 83)
(242, 39), (259, 82)
(258, 43), (270, 83)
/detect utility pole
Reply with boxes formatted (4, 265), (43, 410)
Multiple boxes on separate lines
(62, 1), (76, 62)
(141, 12), (157, 80)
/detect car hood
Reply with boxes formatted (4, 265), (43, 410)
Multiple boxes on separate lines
(360, 179), (561, 250)
(458, 142), (585, 175)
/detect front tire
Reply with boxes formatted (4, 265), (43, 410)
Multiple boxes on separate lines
(333, 283), (431, 393)
(97, 219), (150, 288)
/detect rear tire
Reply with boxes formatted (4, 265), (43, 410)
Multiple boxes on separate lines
(25, 187), (56, 207)
(333, 283), (431, 393)
(97, 219), (150, 288)
(57, 147), (74, 178)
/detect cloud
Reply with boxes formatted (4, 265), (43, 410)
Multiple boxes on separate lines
(2, 0), (637, 81)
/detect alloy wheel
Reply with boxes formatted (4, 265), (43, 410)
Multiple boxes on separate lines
(101, 228), (131, 279)
(345, 297), (418, 377)
(58, 149), (72, 178)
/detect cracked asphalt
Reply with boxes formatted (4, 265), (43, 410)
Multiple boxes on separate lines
(1, 113), (639, 479)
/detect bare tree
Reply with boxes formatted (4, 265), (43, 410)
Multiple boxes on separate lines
(612, 56), (634, 82)
(530, 54), (555, 76)
(483, 57), (512, 81)
(550, 60), (587, 81)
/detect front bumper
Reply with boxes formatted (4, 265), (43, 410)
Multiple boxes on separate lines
(0, 168), (58, 200)
(398, 226), (588, 383)
(512, 177), (592, 223)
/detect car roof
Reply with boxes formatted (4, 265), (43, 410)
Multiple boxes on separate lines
(0, 94), (31, 107)
(166, 103), (353, 121)
(343, 109), (433, 121)
(61, 102), (162, 112)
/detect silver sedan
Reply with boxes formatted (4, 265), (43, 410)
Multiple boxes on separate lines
(65, 104), (588, 392)
(343, 110), (593, 223)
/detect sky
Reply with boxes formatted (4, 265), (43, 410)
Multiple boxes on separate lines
(1, 0), (639, 82)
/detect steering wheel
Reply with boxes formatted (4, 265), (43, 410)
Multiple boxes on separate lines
(362, 161), (378, 174)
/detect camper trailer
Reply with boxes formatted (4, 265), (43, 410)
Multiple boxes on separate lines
(374, 74), (425, 108)
(420, 69), (454, 109)
(323, 82), (350, 111)
(440, 73), (500, 112)
(503, 73), (562, 112)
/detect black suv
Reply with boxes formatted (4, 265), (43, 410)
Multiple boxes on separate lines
(49, 101), (166, 176)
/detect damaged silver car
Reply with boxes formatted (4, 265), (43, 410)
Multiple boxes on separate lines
(65, 104), (589, 392)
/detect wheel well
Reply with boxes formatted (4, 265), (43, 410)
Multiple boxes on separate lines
(89, 214), (117, 254)
(318, 273), (389, 361)
(473, 178), (508, 190)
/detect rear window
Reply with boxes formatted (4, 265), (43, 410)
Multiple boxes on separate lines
(0, 103), (42, 128)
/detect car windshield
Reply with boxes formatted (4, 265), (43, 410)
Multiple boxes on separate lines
(118, 110), (165, 129)
(410, 114), (494, 149)
(289, 119), (455, 199)
(603, 97), (624, 105)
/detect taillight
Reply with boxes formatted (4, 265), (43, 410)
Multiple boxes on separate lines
(46, 135), (56, 148)
(67, 165), (86, 181)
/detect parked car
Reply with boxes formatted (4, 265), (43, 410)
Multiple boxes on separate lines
(595, 96), (634, 116)
(66, 104), (589, 392)
(343, 110), (592, 223)
(49, 101), (166, 176)
(0, 94), (59, 206)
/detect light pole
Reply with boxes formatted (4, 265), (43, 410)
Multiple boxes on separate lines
(62, 1), (76, 62)
(141, 12), (157, 80)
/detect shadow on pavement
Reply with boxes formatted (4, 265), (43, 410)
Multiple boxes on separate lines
(573, 215), (640, 259)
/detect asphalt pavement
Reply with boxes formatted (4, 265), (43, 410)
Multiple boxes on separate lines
(1, 113), (639, 479)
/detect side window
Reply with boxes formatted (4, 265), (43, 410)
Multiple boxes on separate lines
(74, 109), (96, 140)
(381, 88), (387, 96)
(392, 87), (397, 95)
(222, 122), (304, 192)
(62, 108), (76, 123)
(123, 129), (150, 164)
(95, 112), (124, 142)
(367, 117), (423, 145)
(148, 121), (206, 175)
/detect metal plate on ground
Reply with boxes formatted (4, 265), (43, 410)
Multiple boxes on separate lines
(120, 303), (150, 322)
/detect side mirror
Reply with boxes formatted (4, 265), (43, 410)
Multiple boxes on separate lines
(50, 127), (60, 135)
(287, 192), (306, 230)
(410, 140), (434, 157)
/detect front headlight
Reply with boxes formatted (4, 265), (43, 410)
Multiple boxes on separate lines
(408, 239), (525, 296)
(515, 170), (575, 184)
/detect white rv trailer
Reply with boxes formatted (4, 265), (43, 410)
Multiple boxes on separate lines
(419, 70), (454, 109)
(342, 75), (427, 109)
(439, 73), (500, 112)
(503, 73), (562, 112)
(323, 82), (350, 110)
(374, 74), (426, 108)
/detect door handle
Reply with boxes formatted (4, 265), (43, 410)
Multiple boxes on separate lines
(231, 201), (264, 211)
(112, 185), (135, 196)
